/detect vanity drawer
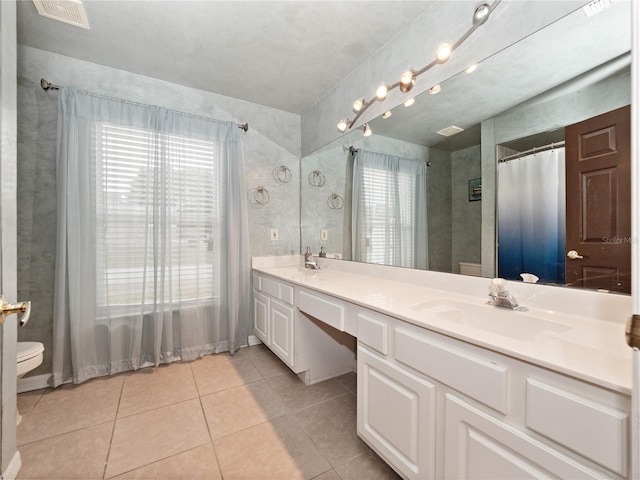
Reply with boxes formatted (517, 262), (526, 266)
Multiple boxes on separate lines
(395, 327), (508, 414)
(357, 312), (389, 355)
(298, 289), (345, 331)
(525, 378), (628, 476)
(261, 276), (294, 305)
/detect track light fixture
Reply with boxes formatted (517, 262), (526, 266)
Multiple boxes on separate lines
(435, 43), (452, 63)
(399, 70), (416, 93)
(336, 0), (500, 132)
(375, 85), (389, 101)
(352, 98), (365, 113)
(363, 123), (372, 136)
(473, 2), (491, 24)
(404, 97), (415, 107)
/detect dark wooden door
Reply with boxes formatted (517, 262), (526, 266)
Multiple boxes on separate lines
(565, 105), (631, 293)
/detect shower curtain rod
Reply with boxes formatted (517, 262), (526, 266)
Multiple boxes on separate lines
(498, 140), (565, 163)
(40, 78), (249, 133)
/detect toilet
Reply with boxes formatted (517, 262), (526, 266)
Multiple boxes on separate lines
(16, 341), (44, 424)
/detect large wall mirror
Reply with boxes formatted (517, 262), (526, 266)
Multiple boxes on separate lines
(300, 1), (631, 292)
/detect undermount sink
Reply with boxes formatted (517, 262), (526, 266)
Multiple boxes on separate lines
(410, 298), (572, 341)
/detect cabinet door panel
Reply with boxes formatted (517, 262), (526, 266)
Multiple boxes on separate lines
(253, 290), (269, 345)
(271, 299), (294, 367)
(445, 394), (608, 480)
(357, 345), (436, 479)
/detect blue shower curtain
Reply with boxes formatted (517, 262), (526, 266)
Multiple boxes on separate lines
(497, 148), (566, 284)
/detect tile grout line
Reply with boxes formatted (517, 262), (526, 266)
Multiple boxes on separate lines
(192, 359), (226, 480)
(102, 374), (127, 480)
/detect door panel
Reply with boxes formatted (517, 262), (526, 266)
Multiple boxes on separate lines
(565, 105), (631, 293)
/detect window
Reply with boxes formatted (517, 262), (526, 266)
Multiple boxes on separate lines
(358, 165), (418, 268)
(95, 123), (219, 306)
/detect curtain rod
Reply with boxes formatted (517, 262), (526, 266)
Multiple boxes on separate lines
(499, 141), (565, 163)
(344, 144), (432, 166)
(40, 78), (249, 133)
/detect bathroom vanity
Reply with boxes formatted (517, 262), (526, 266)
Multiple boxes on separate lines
(252, 255), (632, 480)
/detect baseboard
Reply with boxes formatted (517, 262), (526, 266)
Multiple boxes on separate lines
(2, 451), (21, 480)
(17, 339), (263, 392)
(17, 374), (51, 393)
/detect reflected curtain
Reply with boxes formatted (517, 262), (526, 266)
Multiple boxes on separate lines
(497, 148), (565, 284)
(52, 87), (250, 386)
(352, 149), (428, 269)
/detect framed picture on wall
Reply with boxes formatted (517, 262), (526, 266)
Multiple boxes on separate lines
(468, 178), (482, 202)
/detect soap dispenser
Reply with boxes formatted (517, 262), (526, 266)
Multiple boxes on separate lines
(304, 246), (312, 263)
(319, 246), (326, 258)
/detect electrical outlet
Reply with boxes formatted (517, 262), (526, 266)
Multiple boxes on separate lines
(321, 229), (328, 241)
(270, 228), (279, 241)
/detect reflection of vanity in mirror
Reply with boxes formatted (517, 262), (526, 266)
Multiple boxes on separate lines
(300, 1), (631, 293)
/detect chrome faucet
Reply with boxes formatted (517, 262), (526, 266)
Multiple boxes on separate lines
(304, 246), (320, 270)
(487, 278), (527, 311)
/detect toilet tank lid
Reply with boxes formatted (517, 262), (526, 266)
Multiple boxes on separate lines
(17, 342), (44, 362)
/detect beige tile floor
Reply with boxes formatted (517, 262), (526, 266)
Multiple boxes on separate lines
(16, 344), (401, 480)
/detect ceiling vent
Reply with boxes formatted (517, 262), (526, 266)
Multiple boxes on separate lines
(436, 126), (464, 137)
(32, 0), (90, 29)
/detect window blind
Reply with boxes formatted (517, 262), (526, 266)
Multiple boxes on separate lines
(95, 123), (219, 306)
(359, 167), (416, 267)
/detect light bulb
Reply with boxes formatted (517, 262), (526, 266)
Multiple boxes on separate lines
(399, 70), (415, 93)
(375, 84), (388, 101)
(404, 97), (415, 107)
(382, 111), (392, 119)
(465, 64), (478, 74)
(352, 98), (365, 113)
(429, 84), (442, 95)
(337, 119), (348, 133)
(436, 43), (451, 63)
(363, 123), (372, 136)
(473, 3), (490, 24)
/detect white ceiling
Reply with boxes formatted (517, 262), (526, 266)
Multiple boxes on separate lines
(17, 0), (438, 114)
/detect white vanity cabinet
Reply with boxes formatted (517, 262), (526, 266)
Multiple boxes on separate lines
(358, 345), (437, 479)
(252, 272), (356, 383)
(252, 265), (630, 479)
(355, 307), (630, 480)
(443, 393), (610, 479)
(252, 274), (295, 367)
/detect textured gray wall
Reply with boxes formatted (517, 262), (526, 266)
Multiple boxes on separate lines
(17, 45), (301, 375)
(451, 145), (482, 273)
(426, 148), (452, 272)
(16, 77), (56, 377)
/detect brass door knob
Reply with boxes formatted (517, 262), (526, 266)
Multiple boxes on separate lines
(0, 295), (31, 326)
(566, 250), (584, 260)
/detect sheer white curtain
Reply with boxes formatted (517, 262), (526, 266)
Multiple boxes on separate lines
(497, 148), (566, 284)
(352, 149), (428, 269)
(52, 87), (251, 386)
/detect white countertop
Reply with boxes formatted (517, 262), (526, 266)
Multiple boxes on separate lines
(253, 255), (633, 395)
